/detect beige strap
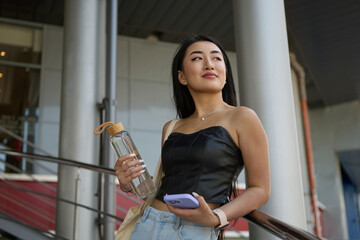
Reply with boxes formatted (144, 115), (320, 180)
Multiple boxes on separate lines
(164, 119), (179, 140)
(94, 122), (114, 135)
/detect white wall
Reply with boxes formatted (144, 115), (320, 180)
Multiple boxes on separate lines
(115, 38), (177, 174)
(309, 100), (360, 240)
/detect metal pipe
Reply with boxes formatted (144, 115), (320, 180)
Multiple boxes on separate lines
(290, 53), (322, 237)
(103, 0), (118, 239)
(0, 60), (41, 70)
(244, 210), (321, 240)
(0, 126), (53, 156)
(0, 150), (115, 175)
(73, 168), (81, 240)
(0, 211), (67, 240)
(0, 182), (123, 221)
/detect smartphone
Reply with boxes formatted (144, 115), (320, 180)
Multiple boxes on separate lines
(163, 193), (199, 209)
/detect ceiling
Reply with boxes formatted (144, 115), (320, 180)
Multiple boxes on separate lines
(0, 0), (359, 108)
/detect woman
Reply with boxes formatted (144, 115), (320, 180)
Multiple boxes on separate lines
(115, 35), (270, 240)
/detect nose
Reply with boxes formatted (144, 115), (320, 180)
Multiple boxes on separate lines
(204, 58), (214, 70)
(205, 65), (214, 70)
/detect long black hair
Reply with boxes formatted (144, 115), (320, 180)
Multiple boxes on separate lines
(172, 35), (237, 119)
(172, 36), (239, 240)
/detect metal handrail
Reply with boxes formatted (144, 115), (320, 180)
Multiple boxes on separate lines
(0, 126), (53, 156)
(0, 150), (123, 220)
(0, 150), (321, 240)
(0, 192), (54, 229)
(0, 211), (68, 240)
(0, 149), (125, 239)
(0, 158), (57, 193)
(0, 150), (115, 175)
(244, 211), (321, 240)
(0, 182), (123, 222)
(0, 188), (54, 221)
(0, 162), (57, 208)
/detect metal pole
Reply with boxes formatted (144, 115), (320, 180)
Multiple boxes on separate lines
(73, 168), (81, 240)
(103, 0), (118, 239)
(232, 0), (307, 239)
(290, 53), (322, 237)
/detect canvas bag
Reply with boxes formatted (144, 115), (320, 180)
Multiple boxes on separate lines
(115, 119), (179, 240)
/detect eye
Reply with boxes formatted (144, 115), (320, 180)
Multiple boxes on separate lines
(191, 56), (202, 61)
(214, 56), (222, 61)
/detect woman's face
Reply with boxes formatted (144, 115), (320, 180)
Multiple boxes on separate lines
(178, 41), (226, 94)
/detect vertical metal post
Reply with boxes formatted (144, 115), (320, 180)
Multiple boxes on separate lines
(232, 0), (307, 239)
(290, 53), (322, 237)
(73, 168), (81, 240)
(103, 0), (118, 239)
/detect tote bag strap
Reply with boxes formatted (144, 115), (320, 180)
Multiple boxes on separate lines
(148, 119), (179, 203)
(164, 119), (179, 140)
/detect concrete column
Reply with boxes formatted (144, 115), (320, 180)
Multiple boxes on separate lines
(56, 0), (99, 239)
(232, 0), (307, 239)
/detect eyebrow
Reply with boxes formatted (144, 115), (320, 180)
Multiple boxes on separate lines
(189, 50), (222, 56)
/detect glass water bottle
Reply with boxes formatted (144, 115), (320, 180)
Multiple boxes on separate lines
(95, 122), (156, 199)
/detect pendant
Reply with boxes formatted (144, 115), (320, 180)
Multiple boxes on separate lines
(201, 117), (205, 120)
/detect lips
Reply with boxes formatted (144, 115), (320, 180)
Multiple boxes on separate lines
(202, 72), (217, 78)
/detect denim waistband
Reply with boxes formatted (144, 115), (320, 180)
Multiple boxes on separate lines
(142, 206), (210, 230)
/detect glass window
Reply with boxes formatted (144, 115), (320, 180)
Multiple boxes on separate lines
(0, 22), (42, 173)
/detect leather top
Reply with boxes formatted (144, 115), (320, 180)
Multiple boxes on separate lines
(156, 126), (244, 204)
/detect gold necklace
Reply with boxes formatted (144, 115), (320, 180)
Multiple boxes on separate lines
(197, 108), (224, 120)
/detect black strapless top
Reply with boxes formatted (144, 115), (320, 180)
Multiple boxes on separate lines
(156, 126), (244, 204)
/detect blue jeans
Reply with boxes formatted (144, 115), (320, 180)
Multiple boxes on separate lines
(130, 206), (219, 240)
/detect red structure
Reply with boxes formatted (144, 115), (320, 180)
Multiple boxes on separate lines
(0, 178), (248, 234)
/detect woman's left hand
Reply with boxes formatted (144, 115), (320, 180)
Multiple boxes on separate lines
(165, 193), (220, 227)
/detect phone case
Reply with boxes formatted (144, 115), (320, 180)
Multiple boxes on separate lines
(163, 193), (200, 209)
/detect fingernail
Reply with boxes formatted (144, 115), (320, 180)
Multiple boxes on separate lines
(141, 165), (146, 169)
(140, 170), (145, 174)
(139, 159), (145, 163)
(192, 192), (199, 197)
(129, 153), (136, 157)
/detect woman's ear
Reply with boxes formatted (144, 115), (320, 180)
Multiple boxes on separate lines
(178, 70), (188, 85)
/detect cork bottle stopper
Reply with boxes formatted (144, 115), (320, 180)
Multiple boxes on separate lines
(107, 122), (124, 136)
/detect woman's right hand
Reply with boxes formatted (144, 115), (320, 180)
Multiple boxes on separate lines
(114, 154), (145, 191)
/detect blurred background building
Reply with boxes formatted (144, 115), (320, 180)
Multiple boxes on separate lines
(0, 0), (359, 239)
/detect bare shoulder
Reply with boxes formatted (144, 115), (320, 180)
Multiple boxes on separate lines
(229, 106), (265, 134)
(162, 120), (173, 133)
(230, 106), (260, 122)
(227, 107), (268, 152)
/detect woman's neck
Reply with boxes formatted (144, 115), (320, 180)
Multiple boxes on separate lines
(191, 95), (229, 119)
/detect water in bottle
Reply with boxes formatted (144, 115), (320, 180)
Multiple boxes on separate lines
(95, 122), (156, 199)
